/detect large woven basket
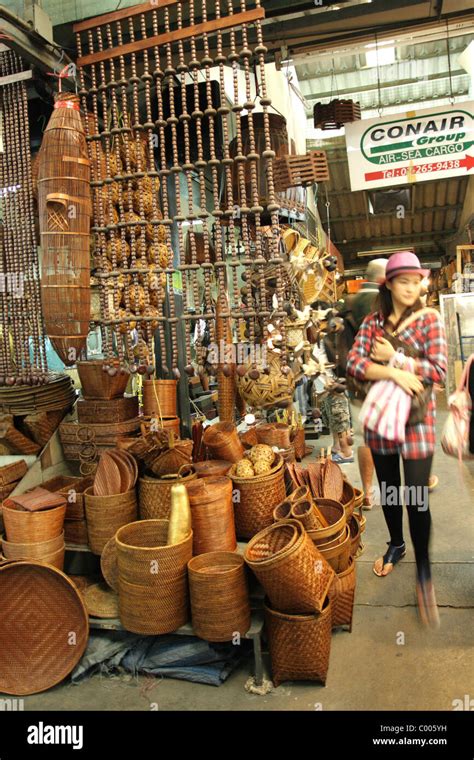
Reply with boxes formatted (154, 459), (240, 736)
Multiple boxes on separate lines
(244, 519), (334, 614)
(77, 360), (130, 400)
(188, 552), (251, 642)
(318, 524), (351, 573)
(328, 556), (356, 630)
(264, 596), (332, 686)
(143, 379), (178, 418)
(1, 531), (64, 560)
(138, 465), (197, 520)
(116, 519), (192, 635)
(84, 487), (137, 555)
(306, 499), (346, 546)
(186, 476), (236, 555)
(202, 423), (244, 463)
(230, 454), (286, 539)
(1, 500), (66, 544)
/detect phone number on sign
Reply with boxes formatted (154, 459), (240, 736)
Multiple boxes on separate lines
(383, 160), (461, 178)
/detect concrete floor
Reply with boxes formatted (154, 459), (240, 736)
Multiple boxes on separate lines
(20, 398), (474, 711)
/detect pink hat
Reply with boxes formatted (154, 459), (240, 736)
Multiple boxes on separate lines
(384, 251), (430, 282)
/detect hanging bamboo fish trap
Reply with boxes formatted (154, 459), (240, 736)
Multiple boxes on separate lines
(37, 93), (91, 365)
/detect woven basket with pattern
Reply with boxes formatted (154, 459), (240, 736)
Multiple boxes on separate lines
(1, 500), (66, 544)
(116, 519), (192, 635)
(188, 552), (250, 642)
(186, 476), (236, 555)
(237, 352), (295, 410)
(256, 423), (291, 449)
(202, 423), (244, 463)
(230, 454), (286, 539)
(307, 499), (346, 546)
(328, 556), (356, 630)
(244, 519), (334, 614)
(84, 487), (137, 555)
(318, 524), (351, 573)
(264, 596), (332, 687)
(138, 465), (197, 520)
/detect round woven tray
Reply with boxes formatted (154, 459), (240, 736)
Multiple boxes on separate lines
(0, 561), (89, 695)
(84, 583), (119, 619)
(0, 374), (75, 415)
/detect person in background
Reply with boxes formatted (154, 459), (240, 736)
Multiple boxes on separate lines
(349, 259), (388, 509)
(346, 251), (448, 628)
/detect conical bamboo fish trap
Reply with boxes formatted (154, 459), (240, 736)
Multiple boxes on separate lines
(38, 93), (91, 365)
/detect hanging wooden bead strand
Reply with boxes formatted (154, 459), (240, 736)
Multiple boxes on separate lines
(151, 7), (171, 376)
(189, 0), (214, 350)
(176, 2), (195, 375)
(140, 12), (164, 378)
(254, 0), (287, 371)
(163, 6), (181, 379)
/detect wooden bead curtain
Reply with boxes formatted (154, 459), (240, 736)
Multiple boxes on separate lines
(0, 49), (48, 386)
(74, 0), (286, 379)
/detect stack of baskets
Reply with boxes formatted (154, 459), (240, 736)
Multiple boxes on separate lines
(115, 519), (193, 634)
(142, 379), (180, 437)
(38, 474), (93, 546)
(1, 489), (67, 570)
(85, 486), (137, 555)
(245, 519), (334, 685)
(187, 551), (251, 642)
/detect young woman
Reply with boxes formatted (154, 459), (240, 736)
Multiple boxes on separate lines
(346, 251), (447, 627)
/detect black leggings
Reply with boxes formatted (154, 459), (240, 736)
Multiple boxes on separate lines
(371, 452), (433, 580)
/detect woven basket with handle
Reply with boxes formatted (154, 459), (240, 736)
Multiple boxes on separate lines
(230, 454), (286, 539)
(138, 465), (197, 520)
(264, 596), (332, 687)
(188, 552), (251, 642)
(328, 556), (356, 630)
(244, 519), (334, 614)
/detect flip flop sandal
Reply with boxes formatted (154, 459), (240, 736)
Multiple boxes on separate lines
(416, 577), (440, 629)
(373, 542), (406, 577)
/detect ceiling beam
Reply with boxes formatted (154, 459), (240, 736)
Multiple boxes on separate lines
(334, 228), (458, 247)
(320, 203), (463, 223)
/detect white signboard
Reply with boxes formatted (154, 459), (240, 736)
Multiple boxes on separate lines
(345, 102), (474, 191)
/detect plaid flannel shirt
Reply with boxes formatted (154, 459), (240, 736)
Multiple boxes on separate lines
(346, 310), (447, 459)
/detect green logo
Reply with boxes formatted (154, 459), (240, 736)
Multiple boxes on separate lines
(361, 109), (474, 165)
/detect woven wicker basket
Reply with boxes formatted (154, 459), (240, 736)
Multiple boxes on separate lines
(188, 552), (251, 642)
(138, 465), (197, 520)
(264, 596), (332, 686)
(186, 476), (236, 555)
(273, 500), (292, 522)
(256, 423), (291, 449)
(64, 519), (89, 545)
(291, 500), (321, 531)
(84, 487), (137, 555)
(61, 476), (93, 521)
(244, 519), (334, 614)
(77, 360), (130, 400)
(328, 556), (356, 630)
(318, 524), (351, 573)
(1, 531), (64, 560)
(143, 379), (178, 418)
(116, 519), (192, 635)
(230, 454), (286, 539)
(202, 423), (244, 463)
(341, 480), (355, 520)
(38, 544), (66, 571)
(1, 500), (66, 544)
(306, 499), (346, 546)
(354, 487), (364, 511)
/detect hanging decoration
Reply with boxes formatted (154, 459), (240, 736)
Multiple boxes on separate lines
(74, 0), (287, 383)
(0, 48), (48, 386)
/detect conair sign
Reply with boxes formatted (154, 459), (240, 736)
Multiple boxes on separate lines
(345, 103), (474, 191)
